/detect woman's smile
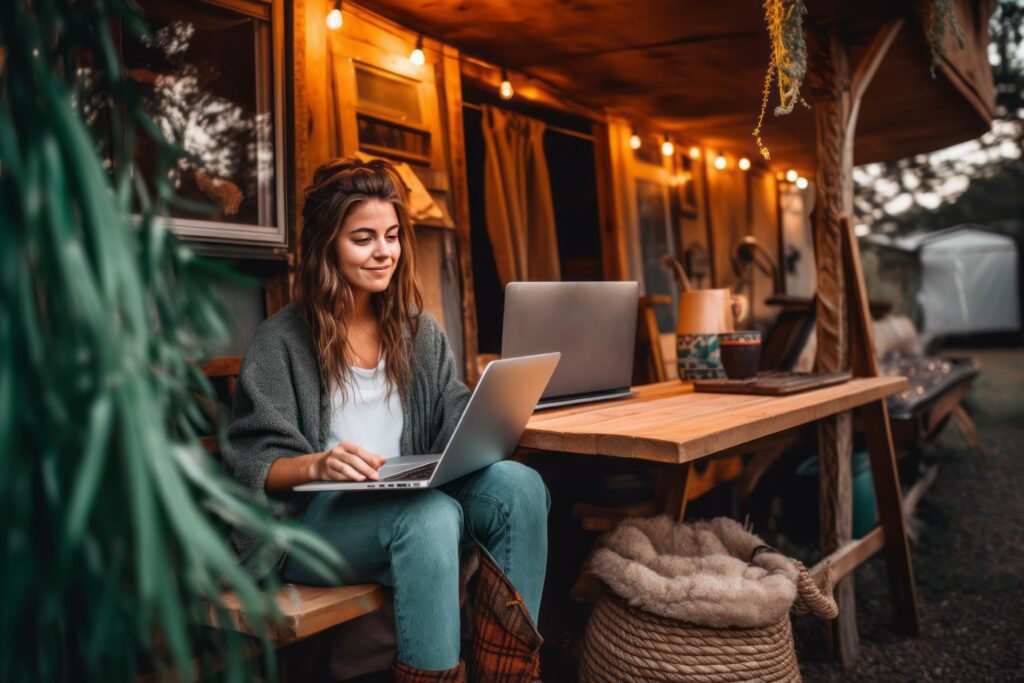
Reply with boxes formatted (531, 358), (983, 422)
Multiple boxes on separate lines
(335, 199), (402, 294)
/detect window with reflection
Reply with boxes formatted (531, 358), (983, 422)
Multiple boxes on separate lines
(120, 0), (285, 245)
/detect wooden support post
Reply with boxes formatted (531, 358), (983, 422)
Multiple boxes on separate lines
(810, 26), (858, 666)
(817, 410), (858, 664)
(809, 19), (907, 665)
(861, 399), (920, 634)
(841, 215), (920, 635)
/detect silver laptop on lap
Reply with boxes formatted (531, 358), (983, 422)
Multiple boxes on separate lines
(502, 281), (639, 410)
(294, 352), (560, 492)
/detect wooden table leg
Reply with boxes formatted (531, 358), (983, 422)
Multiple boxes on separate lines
(951, 404), (985, 455)
(660, 462), (693, 521)
(861, 399), (920, 635)
(818, 410), (860, 667)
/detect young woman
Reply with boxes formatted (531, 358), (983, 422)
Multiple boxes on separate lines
(223, 157), (549, 681)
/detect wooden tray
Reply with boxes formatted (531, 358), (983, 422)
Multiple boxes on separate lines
(692, 371), (853, 395)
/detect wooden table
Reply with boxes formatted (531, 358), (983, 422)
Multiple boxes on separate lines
(521, 377), (919, 656)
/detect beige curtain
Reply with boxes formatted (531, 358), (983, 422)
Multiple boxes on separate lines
(480, 105), (561, 285)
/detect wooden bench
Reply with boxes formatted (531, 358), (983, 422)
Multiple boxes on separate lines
(200, 357), (392, 645)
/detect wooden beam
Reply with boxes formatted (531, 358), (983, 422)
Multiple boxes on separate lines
(810, 527), (885, 584)
(440, 46), (481, 385)
(846, 20), (905, 144)
(841, 215), (879, 377)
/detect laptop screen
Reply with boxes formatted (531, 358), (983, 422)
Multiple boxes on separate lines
(501, 282), (639, 399)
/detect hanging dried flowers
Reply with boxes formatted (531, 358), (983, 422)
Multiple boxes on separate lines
(920, 0), (966, 76)
(753, 0), (810, 160)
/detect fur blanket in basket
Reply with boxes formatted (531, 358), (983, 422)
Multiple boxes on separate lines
(588, 516), (800, 629)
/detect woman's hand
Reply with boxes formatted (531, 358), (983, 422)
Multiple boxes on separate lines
(265, 442), (386, 491)
(309, 442), (386, 482)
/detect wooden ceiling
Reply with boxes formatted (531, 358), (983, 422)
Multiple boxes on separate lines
(370, 0), (995, 172)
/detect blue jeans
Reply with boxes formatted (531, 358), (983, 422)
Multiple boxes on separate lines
(281, 460), (550, 671)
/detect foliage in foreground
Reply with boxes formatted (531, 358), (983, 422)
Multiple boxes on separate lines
(0, 1), (339, 680)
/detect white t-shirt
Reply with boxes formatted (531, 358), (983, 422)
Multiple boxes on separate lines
(326, 361), (403, 460)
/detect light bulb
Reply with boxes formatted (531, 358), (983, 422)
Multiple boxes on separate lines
(738, 157), (751, 171)
(688, 146), (701, 160)
(630, 134), (642, 150)
(714, 154), (727, 170)
(785, 169), (798, 183)
(776, 171), (786, 181)
(661, 138), (674, 157)
(326, 7), (343, 30)
(409, 36), (425, 65)
(795, 176), (809, 189)
(498, 69), (513, 99)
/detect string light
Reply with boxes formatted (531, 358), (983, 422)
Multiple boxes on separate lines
(795, 176), (809, 189)
(738, 157), (751, 171)
(776, 171), (786, 181)
(326, 0), (343, 30)
(714, 153), (727, 170)
(630, 126), (642, 150)
(499, 68), (513, 99)
(661, 136), (674, 157)
(409, 35), (425, 65)
(688, 146), (701, 160)
(785, 169), (798, 183)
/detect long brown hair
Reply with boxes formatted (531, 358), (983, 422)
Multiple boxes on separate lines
(295, 157), (423, 400)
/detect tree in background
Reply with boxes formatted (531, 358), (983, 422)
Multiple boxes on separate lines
(853, 0), (1024, 236)
(0, 1), (338, 680)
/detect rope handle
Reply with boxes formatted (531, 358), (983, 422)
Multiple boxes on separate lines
(750, 546), (839, 620)
(792, 561), (839, 620)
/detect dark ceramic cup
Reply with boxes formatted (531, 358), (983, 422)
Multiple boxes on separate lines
(719, 331), (762, 380)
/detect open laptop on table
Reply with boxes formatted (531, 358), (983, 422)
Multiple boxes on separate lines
(294, 352), (559, 492)
(502, 281), (639, 410)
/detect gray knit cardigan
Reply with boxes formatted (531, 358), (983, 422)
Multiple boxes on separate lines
(222, 302), (471, 578)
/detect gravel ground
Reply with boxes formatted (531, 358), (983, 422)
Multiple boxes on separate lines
(795, 348), (1024, 682)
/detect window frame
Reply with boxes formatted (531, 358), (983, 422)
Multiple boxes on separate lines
(127, 0), (289, 248)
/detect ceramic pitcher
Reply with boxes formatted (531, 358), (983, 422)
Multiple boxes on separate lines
(675, 288), (743, 380)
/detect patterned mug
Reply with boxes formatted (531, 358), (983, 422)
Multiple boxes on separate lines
(676, 333), (725, 380)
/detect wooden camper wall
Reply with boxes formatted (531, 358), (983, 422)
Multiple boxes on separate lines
(290, 0), (784, 379)
(598, 120), (783, 332)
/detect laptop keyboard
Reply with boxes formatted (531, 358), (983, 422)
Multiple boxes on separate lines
(381, 463), (437, 482)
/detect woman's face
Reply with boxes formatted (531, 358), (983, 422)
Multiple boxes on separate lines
(336, 199), (401, 295)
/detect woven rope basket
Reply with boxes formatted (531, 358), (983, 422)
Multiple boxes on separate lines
(580, 518), (837, 682)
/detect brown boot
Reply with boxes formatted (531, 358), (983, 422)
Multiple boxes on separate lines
(464, 550), (543, 682)
(393, 658), (467, 682)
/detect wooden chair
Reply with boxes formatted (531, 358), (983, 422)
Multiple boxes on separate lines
(199, 357), (392, 645)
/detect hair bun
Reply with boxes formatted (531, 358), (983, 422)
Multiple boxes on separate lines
(311, 156), (366, 187)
